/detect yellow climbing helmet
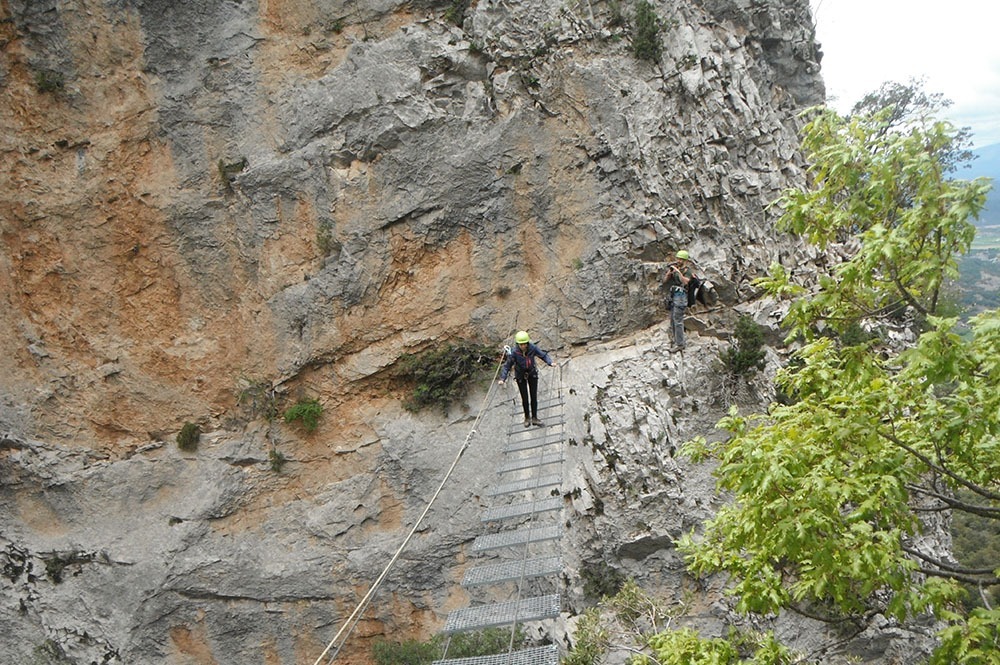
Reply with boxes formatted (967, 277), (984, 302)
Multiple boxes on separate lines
(515, 330), (531, 344)
(676, 250), (690, 260)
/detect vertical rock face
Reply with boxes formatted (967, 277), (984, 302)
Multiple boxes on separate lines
(3, 2), (942, 665)
(1, 0), (822, 445)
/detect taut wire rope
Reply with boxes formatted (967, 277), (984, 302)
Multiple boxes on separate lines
(313, 342), (511, 665)
(315, 319), (523, 665)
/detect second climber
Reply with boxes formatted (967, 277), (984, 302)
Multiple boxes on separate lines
(664, 249), (696, 352)
(499, 330), (555, 427)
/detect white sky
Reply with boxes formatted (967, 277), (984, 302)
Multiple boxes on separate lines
(811, 0), (1000, 148)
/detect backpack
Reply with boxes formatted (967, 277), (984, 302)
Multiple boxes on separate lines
(687, 275), (701, 307)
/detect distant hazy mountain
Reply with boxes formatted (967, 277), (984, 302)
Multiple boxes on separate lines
(956, 144), (1000, 308)
(958, 143), (1000, 228)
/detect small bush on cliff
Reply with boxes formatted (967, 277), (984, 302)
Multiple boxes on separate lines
(372, 638), (438, 665)
(395, 340), (497, 413)
(372, 628), (525, 665)
(34, 69), (65, 94)
(236, 378), (280, 421)
(719, 314), (766, 378)
(176, 422), (201, 451)
(443, 0), (470, 26)
(33, 639), (73, 664)
(283, 398), (323, 433)
(269, 448), (287, 473)
(632, 0), (662, 62)
(316, 219), (340, 257)
(607, 0), (626, 28)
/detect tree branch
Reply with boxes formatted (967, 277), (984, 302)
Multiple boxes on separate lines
(915, 566), (1000, 586)
(878, 428), (1000, 502)
(902, 545), (998, 576)
(907, 483), (1000, 519)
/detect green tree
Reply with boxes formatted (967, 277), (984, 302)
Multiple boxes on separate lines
(719, 314), (766, 378)
(632, 0), (662, 62)
(395, 340), (497, 413)
(850, 77), (974, 172)
(677, 97), (998, 661)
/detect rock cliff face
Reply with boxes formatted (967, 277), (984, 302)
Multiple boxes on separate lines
(2, 1), (934, 664)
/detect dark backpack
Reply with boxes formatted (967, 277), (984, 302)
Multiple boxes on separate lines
(687, 275), (701, 307)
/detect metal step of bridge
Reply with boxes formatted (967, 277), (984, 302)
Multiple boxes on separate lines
(431, 644), (560, 665)
(486, 474), (561, 497)
(504, 434), (563, 453)
(481, 496), (563, 522)
(472, 524), (561, 552)
(509, 399), (564, 415)
(441, 594), (561, 633)
(462, 556), (563, 587)
(498, 451), (564, 474)
(505, 421), (566, 436)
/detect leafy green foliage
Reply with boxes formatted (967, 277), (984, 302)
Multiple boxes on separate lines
(607, 0), (626, 29)
(563, 608), (609, 665)
(566, 580), (787, 665)
(372, 628), (524, 665)
(682, 86), (1000, 661)
(851, 77), (974, 172)
(932, 608), (1000, 665)
(719, 315), (766, 377)
(316, 219), (339, 257)
(283, 398), (323, 432)
(564, 579), (688, 664)
(644, 627), (792, 665)
(765, 107), (989, 342)
(176, 422), (201, 451)
(395, 341), (497, 412)
(632, 1), (662, 62)
(448, 628), (526, 658)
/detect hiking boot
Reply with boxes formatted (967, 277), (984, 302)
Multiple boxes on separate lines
(531, 417), (544, 426)
(523, 418), (531, 428)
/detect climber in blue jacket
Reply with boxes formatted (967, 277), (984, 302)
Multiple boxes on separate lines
(499, 330), (554, 428)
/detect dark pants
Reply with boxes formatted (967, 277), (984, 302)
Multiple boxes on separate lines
(670, 288), (687, 348)
(516, 373), (539, 419)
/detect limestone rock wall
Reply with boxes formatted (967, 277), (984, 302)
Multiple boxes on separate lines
(1, 0), (821, 446)
(0, 2), (941, 665)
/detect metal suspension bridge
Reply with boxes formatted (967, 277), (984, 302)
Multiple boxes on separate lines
(313, 347), (568, 665)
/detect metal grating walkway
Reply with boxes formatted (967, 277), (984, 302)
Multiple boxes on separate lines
(505, 421), (566, 436)
(431, 644), (560, 665)
(442, 594), (561, 633)
(462, 556), (563, 587)
(504, 434), (563, 453)
(498, 452), (564, 474)
(486, 474), (561, 497)
(435, 358), (566, 661)
(481, 497), (563, 522)
(472, 524), (562, 552)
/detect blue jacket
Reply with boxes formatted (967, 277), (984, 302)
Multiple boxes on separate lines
(500, 343), (553, 381)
